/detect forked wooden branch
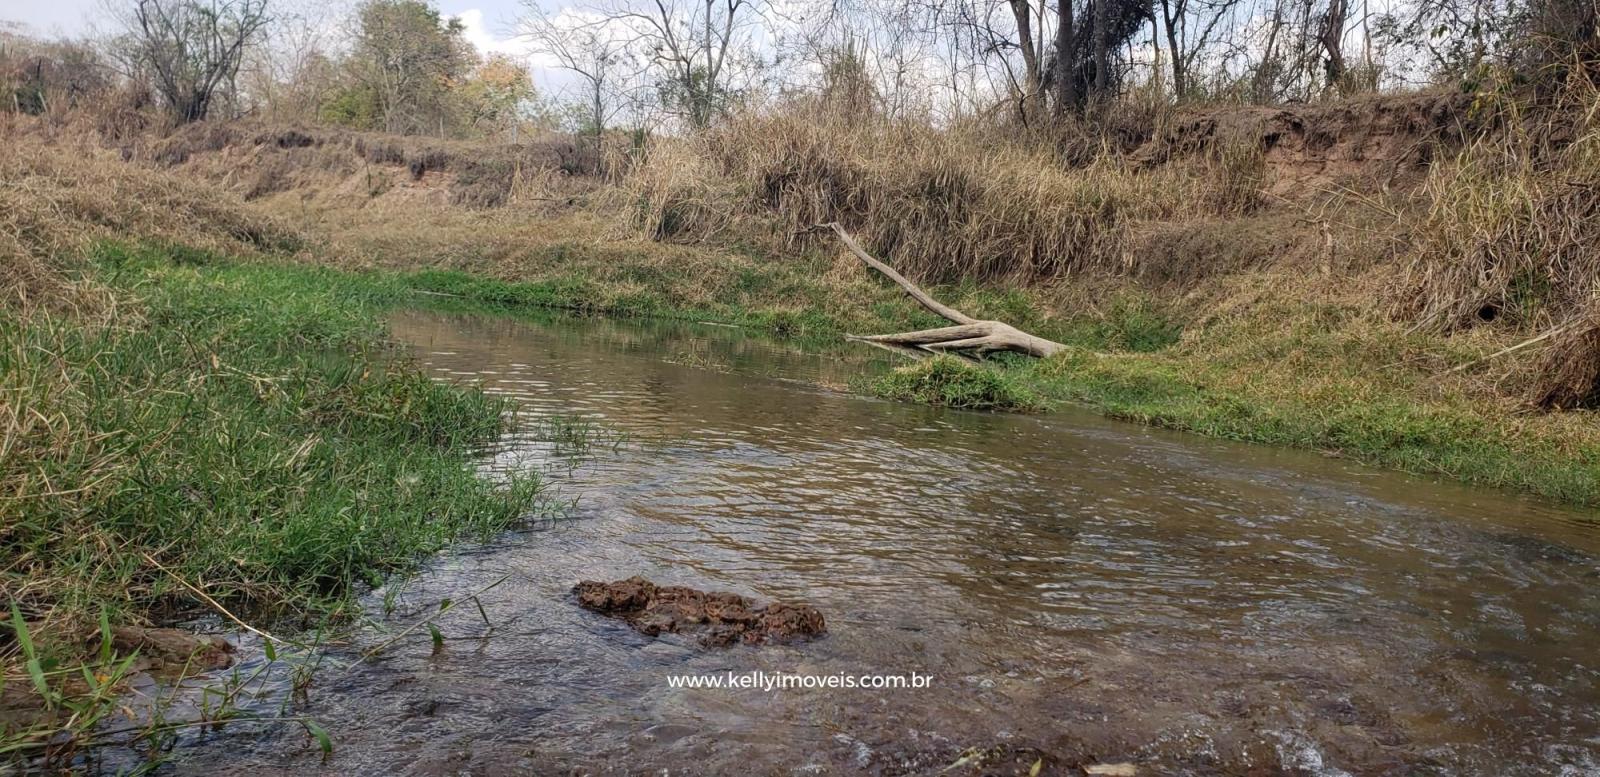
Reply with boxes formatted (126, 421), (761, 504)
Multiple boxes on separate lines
(820, 222), (1066, 359)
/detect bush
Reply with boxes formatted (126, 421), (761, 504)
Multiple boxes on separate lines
(1078, 296), (1182, 352)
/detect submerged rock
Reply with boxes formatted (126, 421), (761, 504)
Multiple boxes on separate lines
(106, 625), (235, 671)
(574, 576), (825, 647)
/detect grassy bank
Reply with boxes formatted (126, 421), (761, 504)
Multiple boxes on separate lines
(1023, 349), (1600, 505)
(2, 243), (541, 761)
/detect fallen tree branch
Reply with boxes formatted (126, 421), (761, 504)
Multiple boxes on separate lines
(819, 222), (1066, 359)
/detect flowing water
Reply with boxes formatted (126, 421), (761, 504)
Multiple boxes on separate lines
(152, 308), (1600, 776)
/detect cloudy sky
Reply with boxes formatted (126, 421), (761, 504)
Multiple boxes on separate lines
(1, 0), (609, 98)
(1, 0), (534, 56)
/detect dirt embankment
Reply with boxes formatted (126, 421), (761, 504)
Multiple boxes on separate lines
(1113, 92), (1480, 289)
(130, 122), (602, 209)
(114, 91), (1477, 226)
(1134, 91), (1475, 196)
(35, 89), (1600, 412)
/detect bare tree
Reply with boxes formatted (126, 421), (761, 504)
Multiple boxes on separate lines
(1157, 0), (1242, 97)
(612, 0), (764, 128)
(240, 0), (347, 122)
(120, 0), (271, 122)
(518, 5), (630, 137)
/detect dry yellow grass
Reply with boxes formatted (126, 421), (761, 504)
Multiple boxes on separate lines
(618, 106), (1275, 285)
(1392, 77), (1600, 327)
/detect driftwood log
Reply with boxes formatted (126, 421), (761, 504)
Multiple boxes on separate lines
(821, 222), (1066, 359)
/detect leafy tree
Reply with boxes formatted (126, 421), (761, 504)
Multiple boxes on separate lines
(347, 0), (474, 135)
(457, 54), (539, 138)
(317, 83), (382, 127)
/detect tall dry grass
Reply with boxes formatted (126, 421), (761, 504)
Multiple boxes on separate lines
(618, 105), (1269, 285)
(0, 134), (300, 316)
(1389, 77), (1600, 405)
(139, 121), (600, 208)
(1395, 79), (1600, 333)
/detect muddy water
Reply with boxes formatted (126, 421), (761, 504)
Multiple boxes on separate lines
(165, 308), (1600, 776)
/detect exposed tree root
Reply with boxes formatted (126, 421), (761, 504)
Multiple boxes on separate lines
(821, 222), (1067, 359)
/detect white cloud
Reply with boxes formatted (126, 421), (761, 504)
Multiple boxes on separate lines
(452, 8), (536, 59)
(450, 7), (582, 93)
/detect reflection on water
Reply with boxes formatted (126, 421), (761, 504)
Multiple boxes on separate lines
(164, 308), (1600, 775)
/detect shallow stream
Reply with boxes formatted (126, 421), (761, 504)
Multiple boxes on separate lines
(155, 308), (1600, 775)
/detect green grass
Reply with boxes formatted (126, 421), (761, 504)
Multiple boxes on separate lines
(31, 243), (1600, 514)
(392, 262), (918, 346)
(2, 242), (543, 747)
(1014, 349), (1600, 506)
(357, 258), (1182, 355)
(866, 357), (1045, 412)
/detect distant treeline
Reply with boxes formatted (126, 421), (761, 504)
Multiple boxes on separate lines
(3, 0), (1597, 141)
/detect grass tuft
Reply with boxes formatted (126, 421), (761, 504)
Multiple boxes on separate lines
(868, 356), (1045, 412)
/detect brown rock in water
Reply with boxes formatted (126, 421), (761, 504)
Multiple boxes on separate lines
(107, 626), (234, 670)
(573, 577), (826, 647)
(752, 602), (827, 645)
(703, 591), (757, 625)
(574, 575), (657, 613)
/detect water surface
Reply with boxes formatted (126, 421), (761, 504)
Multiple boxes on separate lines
(165, 308), (1600, 775)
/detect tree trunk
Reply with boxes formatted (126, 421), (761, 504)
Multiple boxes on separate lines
(1160, 0), (1187, 97)
(1054, 0), (1077, 117)
(1320, 0), (1349, 89)
(1092, 0), (1108, 96)
(1008, 0), (1044, 119)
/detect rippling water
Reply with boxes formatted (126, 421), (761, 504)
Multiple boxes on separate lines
(158, 308), (1600, 776)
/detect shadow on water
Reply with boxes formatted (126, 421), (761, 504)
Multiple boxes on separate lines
(142, 308), (1600, 775)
